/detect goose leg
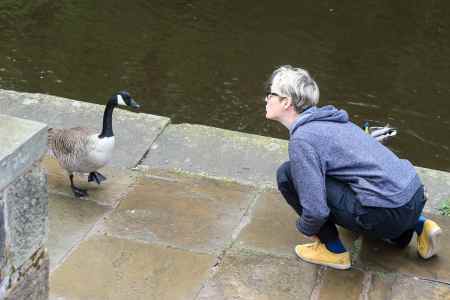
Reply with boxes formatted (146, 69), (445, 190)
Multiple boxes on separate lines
(88, 171), (107, 185)
(69, 174), (88, 198)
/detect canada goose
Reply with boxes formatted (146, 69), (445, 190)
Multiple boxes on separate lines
(362, 121), (397, 144)
(48, 91), (140, 197)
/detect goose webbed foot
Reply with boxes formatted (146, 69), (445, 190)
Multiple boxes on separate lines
(71, 186), (89, 198)
(69, 174), (88, 198)
(88, 171), (107, 185)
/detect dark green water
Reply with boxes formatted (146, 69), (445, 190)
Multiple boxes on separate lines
(1, 1), (449, 171)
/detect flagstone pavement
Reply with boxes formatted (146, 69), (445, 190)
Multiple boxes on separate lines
(46, 157), (450, 300)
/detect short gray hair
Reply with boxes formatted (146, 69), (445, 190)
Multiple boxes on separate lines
(268, 65), (319, 113)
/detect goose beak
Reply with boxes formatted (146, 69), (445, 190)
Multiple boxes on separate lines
(129, 99), (141, 109)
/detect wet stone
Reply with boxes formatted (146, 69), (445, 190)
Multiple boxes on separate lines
(43, 156), (137, 207)
(102, 170), (255, 254)
(196, 252), (317, 300)
(366, 272), (397, 300)
(233, 189), (309, 257)
(317, 268), (365, 300)
(48, 192), (110, 270)
(233, 189), (360, 258)
(50, 235), (216, 300)
(367, 272), (450, 299)
(357, 214), (450, 284)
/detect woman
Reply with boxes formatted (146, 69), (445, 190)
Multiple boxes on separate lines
(265, 65), (442, 270)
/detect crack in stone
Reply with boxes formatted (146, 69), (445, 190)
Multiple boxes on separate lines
(359, 271), (373, 300)
(310, 266), (325, 300)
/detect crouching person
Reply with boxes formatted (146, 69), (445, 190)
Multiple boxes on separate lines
(265, 65), (442, 270)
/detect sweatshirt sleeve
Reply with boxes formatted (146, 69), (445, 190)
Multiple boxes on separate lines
(289, 138), (330, 236)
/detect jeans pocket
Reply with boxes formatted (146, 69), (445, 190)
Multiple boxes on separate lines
(355, 214), (374, 231)
(354, 202), (375, 231)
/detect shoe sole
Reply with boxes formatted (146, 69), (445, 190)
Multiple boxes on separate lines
(294, 249), (351, 270)
(421, 227), (442, 259)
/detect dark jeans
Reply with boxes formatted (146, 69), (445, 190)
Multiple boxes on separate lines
(277, 161), (426, 246)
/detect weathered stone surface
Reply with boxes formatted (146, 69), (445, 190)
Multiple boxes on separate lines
(50, 235), (215, 300)
(317, 268), (365, 300)
(0, 90), (170, 168)
(416, 166), (450, 214)
(0, 200), (5, 272)
(233, 189), (308, 257)
(48, 192), (110, 270)
(368, 273), (450, 300)
(142, 124), (288, 186)
(357, 214), (450, 284)
(233, 189), (360, 258)
(0, 114), (47, 192)
(4, 249), (49, 300)
(4, 165), (48, 269)
(196, 252), (317, 300)
(102, 170), (255, 254)
(366, 272), (397, 300)
(390, 276), (450, 299)
(43, 156), (137, 207)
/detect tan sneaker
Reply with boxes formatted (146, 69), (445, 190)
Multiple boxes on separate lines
(417, 219), (442, 259)
(294, 242), (351, 270)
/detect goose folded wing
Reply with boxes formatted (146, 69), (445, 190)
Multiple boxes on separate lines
(48, 127), (96, 156)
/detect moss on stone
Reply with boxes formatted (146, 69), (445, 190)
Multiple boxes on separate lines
(439, 199), (450, 216)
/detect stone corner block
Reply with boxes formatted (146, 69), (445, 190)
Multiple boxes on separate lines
(0, 114), (47, 192)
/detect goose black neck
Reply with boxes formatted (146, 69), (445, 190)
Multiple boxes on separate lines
(98, 100), (116, 138)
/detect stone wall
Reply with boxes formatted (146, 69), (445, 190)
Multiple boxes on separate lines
(0, 114), (49, 300)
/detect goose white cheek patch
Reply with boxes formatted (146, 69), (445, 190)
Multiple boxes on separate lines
(117, 94), (126, 106)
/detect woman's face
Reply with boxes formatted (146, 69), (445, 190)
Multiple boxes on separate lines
(265, 92), (287, 121)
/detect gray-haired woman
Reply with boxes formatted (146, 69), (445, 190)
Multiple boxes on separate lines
(265, 65), (441, 270)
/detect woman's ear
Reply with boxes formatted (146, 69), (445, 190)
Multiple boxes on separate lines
(284, 97), (293, 109)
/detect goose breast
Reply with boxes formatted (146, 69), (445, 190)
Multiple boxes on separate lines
(85, 134), (115, 170)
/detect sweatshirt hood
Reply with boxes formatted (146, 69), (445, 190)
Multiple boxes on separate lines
(290, 105), (349, 135)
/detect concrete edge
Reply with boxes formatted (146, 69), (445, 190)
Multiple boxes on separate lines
(0, 114), (47, 192)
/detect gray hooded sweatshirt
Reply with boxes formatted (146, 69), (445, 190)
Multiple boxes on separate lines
(289, 105), (421, 236)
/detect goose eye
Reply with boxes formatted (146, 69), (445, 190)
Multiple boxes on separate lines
(117, 94), (127, 106)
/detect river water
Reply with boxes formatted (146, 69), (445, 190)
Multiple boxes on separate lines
(0, 1), (449, 171)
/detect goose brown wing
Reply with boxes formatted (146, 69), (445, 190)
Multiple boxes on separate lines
(48, 127), (96, 156)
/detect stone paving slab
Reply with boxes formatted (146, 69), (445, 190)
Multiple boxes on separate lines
(368, 272), (450, 300)
(232, 189), (308, 257)
(357, 213), (450, 284)
(196, 251), (317, 300)
(47, 193), (109, 271)
(49, 235), (216, 300)
(101, 170), (256, 254)
(142, 123), (288, 186)
(416, 167), (450, 215)
(43, 156), (138, 207)
(368, 274), (450, 300)
(315, 268), (365, 300)
(232, 189), (360, 258)
(0, 89), (170, 168)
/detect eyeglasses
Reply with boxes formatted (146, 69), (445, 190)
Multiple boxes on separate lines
(265, 92), (286, 101)
(266, 92), (280, 98)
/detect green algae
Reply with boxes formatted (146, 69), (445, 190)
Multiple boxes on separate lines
(439, 199), (450, 216)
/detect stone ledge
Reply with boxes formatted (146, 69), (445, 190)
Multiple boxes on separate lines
(0, 114), (47, 192)
(142, 123), (288, 187)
